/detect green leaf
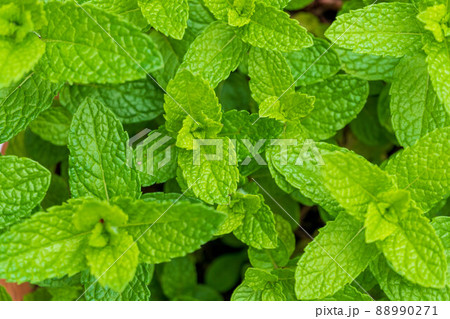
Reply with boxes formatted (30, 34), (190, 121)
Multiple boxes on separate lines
(236, 2), (313, 52)
(164, 70), (222, 135)
(390, 54), (449, 147)
(335, 48), (400, 81)
(233, 194), (278, 249)
(180, 21), (248, 88)
(228, 0), (255, 27)
(299, 75), (369, 140)
(284, 38), (341, 86)
(37, 1), (163, 84)
(161, 256), (197, 299)
(178, 137), (239, 205)
(385, 127), (450, 213)
(322, 151), (396, 221)
(248, 47), (294, 104)
(248, 214), (295, 268)
(68, 98), (140, 201)
(29, 106), (72, 146)
(322, 284), (372, 301)
(0, 73), (61, 144)
(416, 4), (448, 42)
(267, 141), (346, 216)
(0, 200), (89, 283)
(423, 38), (450, 113)
(0, 0), (47, 87)
(113, 197), (226, 263)
(379, 205), (447, 289)
(219, 109), (283, 162)
(205, 252), (247, 292)
(88, 0), (148, 29)
(85, 230), (139, 292)
(295, 213), (378, 300)
(0, 156), (50, 229)
(432, 216), (450, 283)
(188, 0), (216, 36)
(82, 264), (154, 301)
(138, 0), (188, 39)
(259, 92), (315, 122)
(135, 127), (178, 187)
(371, 254), (449, 301)
(325, 3), (424, 57)
(60, 79), (164, 124)
(0, 285), (12, 301)
(202, 0), (230, 20)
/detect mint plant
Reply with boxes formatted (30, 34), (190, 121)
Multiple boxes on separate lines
(0, 0), (449, 301)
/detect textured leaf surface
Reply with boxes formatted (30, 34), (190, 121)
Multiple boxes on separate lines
(83, 264), (154, 301)
(237, 3), (312, 52)
(433, 216), (450, 283)
(180, 21), (248, 88)
(284, 38), (341, 86)
(85, 231), (139, 292)
(0, 201), (88, 283)
(88, 0), (148, 28)
(325, 3), (424, 57)
(371, 255), (449, 301)
(178, 138), (239, 204)
(424, 38), (450, 113)
(299, 75), (369, 140)
(248, 47), (294, 104)
(380, 207), (447, 288)
(29, 106), (72, 146)
(113, 198), (226, 263)
(0, 156), (50, 229)
(161, 256), (197, 299)
(322, 285), (372, 301)
(0, 73), (61, 144)
(37, 1), (163, 84)
(68, 98), (140, 200)
(336, 48), (400, 81)
(268, 141), (346, 216)
(164, 70), (222, 135)
(138, 0), (188, 39)
(60, 79), (164, 124)
(390, 54), (450, 147)
(385, 127), (450, 212)
(295, 213), (378, 300)
(322, 151), (396, 220)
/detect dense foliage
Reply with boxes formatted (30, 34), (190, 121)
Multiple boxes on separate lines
(0, 0), (449, 301)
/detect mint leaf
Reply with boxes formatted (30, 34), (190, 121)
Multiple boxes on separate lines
(164, 70), (222, 135)
(82, 264), (154, 301)
(113, 197), (226, 263)
(180, 21), (248, 88)
(371, 254), (449, 301)
(0, 0), (47, 87)
(138, 0), (188, 39)
(85, 231), (139, 292)
(295, 213), (378, 300)
(321, 151), (396, 221)
(385, 127), (450, 213)
(178, 137), (239, 205)
(248, 47), (294, 104)
(88, 0), (148, 29)
(237, 2), (313, 52)
(379, 205), (447, 289)
(325, 3), (424, 57)
(0, 285), (12, 301)
(60, 79), (164, 124)
(284, 37), (341, 86)
(232, 193), (278, 249)
(29, 106), (72, 146)
(390, 54), (450, 147)
(0, 200), (88, 283)
(423, 38), (450, 113)
(322, 285), (372, 301)
(432, 216), (450, 283)
(0, 73), (61, 144)
(68, 98), (140, 200)
(37, 1), (163, 84)
(299, 75), (369, 140)
(0, 156), (51, 229)
(161, 256), (197, 299)
(335, 48), (400, 81)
